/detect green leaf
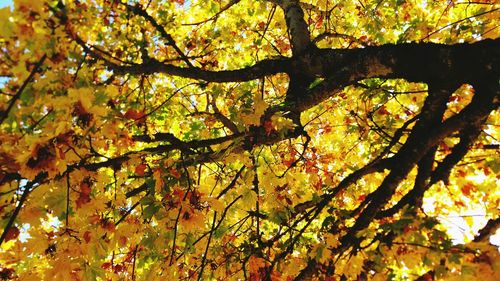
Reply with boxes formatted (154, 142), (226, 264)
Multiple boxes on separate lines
(308, 78), (324, 89)
(321, 216), (335, 230)
(44, 190), (66, 219)
(145, 178), (156, 193)
(142, 203), (160, 220)
(140, 195), (155, 206)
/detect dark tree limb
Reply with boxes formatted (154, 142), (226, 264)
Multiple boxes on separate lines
(309, 39), (499, 85)
(293, 79), (499, 279)
(0, 172), (47, 246)
(474, 218), (500, 242)
(430, 123), (485, 186)
(0, 54), (47, 125)
(111, 57), (290, 82)
(293, 158), (393, 214)
(374, 85), (451, 218)
(375, 147), (437, 219)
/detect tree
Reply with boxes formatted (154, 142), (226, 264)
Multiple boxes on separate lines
(0, 0), (499, 280)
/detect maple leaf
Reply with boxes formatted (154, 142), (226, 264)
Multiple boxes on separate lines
(3, 226), (20, 242)
(134, 163), (147, 176)
(179, 208), (205, 232)
(0, 1), (498, 280)
(124, 109), (146, 120)
(248, 255), (267, 278)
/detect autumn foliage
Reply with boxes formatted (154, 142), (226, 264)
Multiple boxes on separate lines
(0, 0), (499, 280)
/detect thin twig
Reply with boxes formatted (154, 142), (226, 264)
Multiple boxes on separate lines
(132, 244), (139, 280)
(421, 7), (500, 40)
(197, 211), (217, 281)
(169, 206), (182, 266)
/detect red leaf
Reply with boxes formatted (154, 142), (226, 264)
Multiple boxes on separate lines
(457, 169), (467, 178)
(170, 168), (181, 179)
(264, 120), (275, 135)
(4, 226), (20, 242)
(135, 164), (147, 176)
(377, 106), (390, 115)
(83, 231), (92, 243)
(80, 182), (91, 195)
(0, 268), (15, 279)
(76, 193), (91, 208)
(101, 262), (112, 270)
(423, 273), (433, 281)
(114, 264), (125, 273)
(102, 220), (115, 232)
(124, 109), (145, 120)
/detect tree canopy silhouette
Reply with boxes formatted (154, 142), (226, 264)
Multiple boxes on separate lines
(0, 0), (499, 280)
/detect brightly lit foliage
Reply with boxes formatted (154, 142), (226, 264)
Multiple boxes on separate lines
(0, 0), (499, 280)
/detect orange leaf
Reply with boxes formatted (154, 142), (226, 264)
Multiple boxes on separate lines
(80, 182), (91, 195)
(461, 183), (475, 196)
(248, 255), (266, 275)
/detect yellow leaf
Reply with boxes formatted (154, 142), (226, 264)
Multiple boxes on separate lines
(0, 7), (13, 38)
(68, 88), (94, 110)
(207, 197), (225, 213)
(325, 233), (340, 248)
(153, 168), (164, 193)
(105, 85), (119, 98)
(271, 112), (295, 131)
(254, 93), (268, 118)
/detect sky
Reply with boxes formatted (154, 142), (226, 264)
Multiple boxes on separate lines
(0, 0), (11, 8)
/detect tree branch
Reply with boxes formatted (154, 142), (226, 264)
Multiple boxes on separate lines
(276, 0), (312, 55)
(474, 218), (500, 242)
(0, 54), (47, 125)
(0, 173), (47, 246)
(111, 57), (290, 82)
(123, 3), (194, 67)
(306, 38), (499, 86)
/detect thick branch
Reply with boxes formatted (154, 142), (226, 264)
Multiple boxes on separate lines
(292, 39), (499, 112)
(365, 84), (451, 218)
(293, 158), (393, 214)
(342, 84), (495, 245)
(375, 147), (436, 218)
(276, 0), (312, 55)
(429, 123), (484, 185)
(310, 39), (499, 85)
(111, 58), (289, 82)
